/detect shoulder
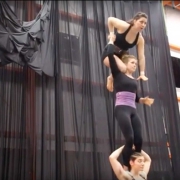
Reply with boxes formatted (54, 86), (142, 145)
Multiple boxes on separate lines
(116, 20), (130, 32)
(138, 33), (144, 42)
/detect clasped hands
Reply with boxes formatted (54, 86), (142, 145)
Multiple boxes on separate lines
(140, 96), (154, 106)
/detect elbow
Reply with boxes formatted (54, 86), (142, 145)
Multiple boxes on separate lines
(146, 157), (151, 163)
(109, 155), (112, 160)
(108, 17), (112, 22)
(108, 17), (113, 25)
(109, 155), (114, 161)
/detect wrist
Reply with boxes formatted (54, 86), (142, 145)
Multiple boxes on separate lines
(140, 71), (145, 75)
(139, 98), (144, 103)
(107, 76), (113, 81)
(110, 32), (114, 35)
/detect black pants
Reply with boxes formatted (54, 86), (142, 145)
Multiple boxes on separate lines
(115, 105), (143, 167)
(101, 44), (128, 61)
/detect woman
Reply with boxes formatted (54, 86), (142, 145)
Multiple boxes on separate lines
(102, 12), (148, 92)
(109, 145), (151, 180)
(104, 38), (154, 169)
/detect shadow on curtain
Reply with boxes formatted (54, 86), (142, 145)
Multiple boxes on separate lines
(0, 1), (180, 180)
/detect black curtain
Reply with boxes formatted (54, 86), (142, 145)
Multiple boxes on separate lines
(0, 1), (180, 180)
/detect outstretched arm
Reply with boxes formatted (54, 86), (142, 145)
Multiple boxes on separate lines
(137, 35), (148, 81)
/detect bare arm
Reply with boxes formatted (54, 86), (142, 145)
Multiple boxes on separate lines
(109, 146), (128, 179)
(108, 17), (128, 33)
(137, 35), (145, 74)
(107, 42), (127, 76)
(141, 150), (151, 175)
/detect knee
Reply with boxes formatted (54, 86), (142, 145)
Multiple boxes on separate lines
(103, 57), (110, 67)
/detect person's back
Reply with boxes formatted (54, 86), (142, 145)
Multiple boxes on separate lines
(114, 24), (139, 51)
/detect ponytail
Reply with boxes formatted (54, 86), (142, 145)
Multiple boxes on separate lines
(126, 12), (148, 25)
(126, 18), (134, 25)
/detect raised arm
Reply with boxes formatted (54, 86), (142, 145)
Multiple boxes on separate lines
(137, 35), (148, 81)
(141, 150), (151, 175)
(109, 146), (127, 179)
(106, 42), (127, 78)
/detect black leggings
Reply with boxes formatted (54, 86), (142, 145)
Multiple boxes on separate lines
(101, 44), (128, 62)
(115, 105), (143, 167)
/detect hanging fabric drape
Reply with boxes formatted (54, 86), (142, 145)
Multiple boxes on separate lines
(0, 1), (179, 180)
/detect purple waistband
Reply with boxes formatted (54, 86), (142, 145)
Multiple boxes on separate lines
(115, 91), (136, 108)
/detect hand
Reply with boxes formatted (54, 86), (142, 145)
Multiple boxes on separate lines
(107, 76), (114, 92)
(108, 33), (116, 42)
(137, 75), (148, 81)
(141, 96), (154, 106)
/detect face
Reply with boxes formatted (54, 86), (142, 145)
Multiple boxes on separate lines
(126, 58), (137, 73)
(134, 17), (147, 31)
(130, 156), (145, 171)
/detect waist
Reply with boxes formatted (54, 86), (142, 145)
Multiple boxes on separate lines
(115, 91), (136, 108)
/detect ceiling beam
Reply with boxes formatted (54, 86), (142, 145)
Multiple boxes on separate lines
(163, 0), (180, 10)
(163, 1), (172, 6)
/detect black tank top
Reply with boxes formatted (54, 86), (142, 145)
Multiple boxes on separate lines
(114, 25), (139, 51)
(106, 44), (140, 102)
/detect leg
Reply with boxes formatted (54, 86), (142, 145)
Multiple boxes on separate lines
(131, 112), (143, 152)
(101, 45), (127, 70)
(115, 106), (134, 167)
(101, 45), (126, 92)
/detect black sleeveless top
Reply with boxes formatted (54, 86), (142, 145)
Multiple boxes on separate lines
(114, 25), (139, 51)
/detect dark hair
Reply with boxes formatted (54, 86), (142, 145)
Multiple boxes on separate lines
(127, 12), (148, 25)
(118, 50), (137, 64)
(130, 152), (143, 162)
(128, 152), (143, 170)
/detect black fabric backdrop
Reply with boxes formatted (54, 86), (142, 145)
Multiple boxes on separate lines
(0, 1), (180, 180)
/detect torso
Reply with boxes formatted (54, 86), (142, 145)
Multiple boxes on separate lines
(114, 72), (138, 94)
(120, 171), (147, 180)
(114, 24), (139, 51)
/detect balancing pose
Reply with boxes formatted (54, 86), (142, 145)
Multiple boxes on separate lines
(109, 145), (151, 180)
(104, 38), (154, 169)
(102, 12), (148, 92)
